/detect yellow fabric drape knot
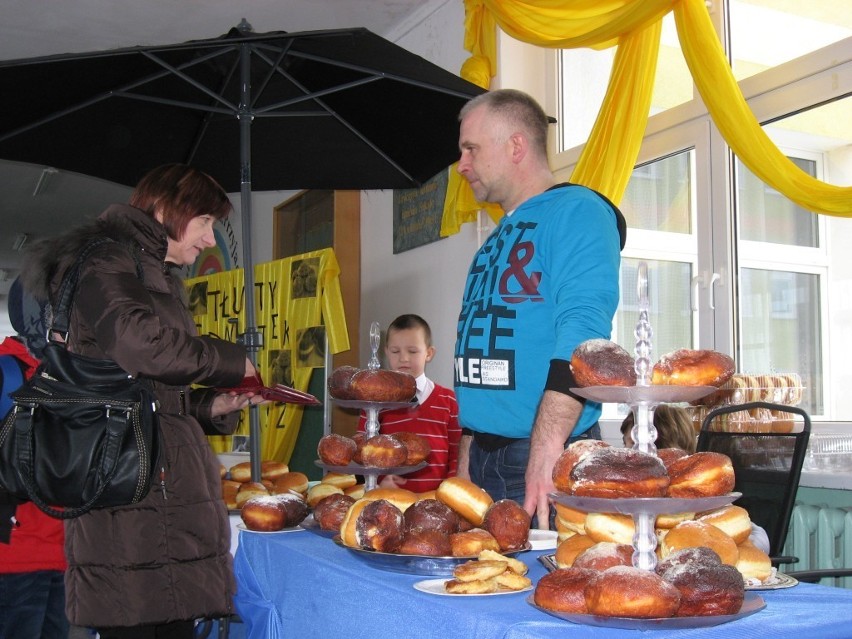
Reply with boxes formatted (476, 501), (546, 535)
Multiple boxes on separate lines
(441, 0), (852, 236)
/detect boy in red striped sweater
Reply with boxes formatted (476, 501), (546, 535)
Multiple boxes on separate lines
(358, 314), (461, 493)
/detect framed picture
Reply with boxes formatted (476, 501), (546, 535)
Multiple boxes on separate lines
(392, 169), (448, 253)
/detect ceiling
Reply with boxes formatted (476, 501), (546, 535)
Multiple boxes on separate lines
(0, 0), (440, 310)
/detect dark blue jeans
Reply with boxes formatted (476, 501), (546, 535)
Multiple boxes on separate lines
(468, 424), (601, 528)
(0, 570), (68, 639)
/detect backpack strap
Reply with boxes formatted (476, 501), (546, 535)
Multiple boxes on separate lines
(49, 237), (144, 340)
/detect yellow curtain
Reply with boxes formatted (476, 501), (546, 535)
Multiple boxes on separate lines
(441, 0), (852, 236)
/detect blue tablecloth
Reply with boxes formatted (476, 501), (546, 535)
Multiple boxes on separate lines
(233, 529), (852, 639)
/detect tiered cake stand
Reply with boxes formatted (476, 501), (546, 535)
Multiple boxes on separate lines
(318, 322), (424, 491)
(550, 263), (732, 570)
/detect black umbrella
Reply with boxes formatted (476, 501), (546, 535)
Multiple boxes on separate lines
(0, 23), (485, 480)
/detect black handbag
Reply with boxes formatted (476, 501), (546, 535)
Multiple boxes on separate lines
(0, 238), (160, 519)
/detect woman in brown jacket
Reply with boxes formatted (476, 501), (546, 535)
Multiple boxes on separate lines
(22, 164), (261, 639)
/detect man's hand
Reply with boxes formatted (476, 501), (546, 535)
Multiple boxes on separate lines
(524, 390), (583, 528)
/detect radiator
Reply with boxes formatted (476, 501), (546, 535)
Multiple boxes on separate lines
(784, 503), (852, 588)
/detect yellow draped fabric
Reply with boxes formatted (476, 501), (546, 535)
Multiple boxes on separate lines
(441, 0), (851, 236)
(186, 248), (349, 463)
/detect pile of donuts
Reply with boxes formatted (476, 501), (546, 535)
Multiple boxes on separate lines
(444, 549), (531, 594)
(314, 477), (530, 557)
(535, 546), (750, 618)
(552, 440), (736, 500)
(328, 365), (416, 403)
(570, 339), (735, 388)
(317, 431), (430, 469)
(220, 459), (307, 510)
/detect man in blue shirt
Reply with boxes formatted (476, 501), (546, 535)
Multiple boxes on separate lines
(454, 89), (626, 527)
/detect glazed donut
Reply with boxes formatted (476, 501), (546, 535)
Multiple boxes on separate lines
(403, 498), (460, 536)
(221, 479), (241, 510)
(392, 431), (431, 465)
(274, 492), (309, 527)
(651, 349), (735, 387)
(344, 483), (365, 499)
(436, 477), (494, 526)
(312, 493), (356, 531)
(551, 440), (610, 493)
(362, 487), (417, 513)
(658, 557), (745, 616)
(398, 529), (452, 556)
(666, 452), (735, 498)
(229, 461), (254, 483)
(240, 495), (287, 531)
(661, 520), (739, 566)
(697, 505), (752, 544)
(655, 510), (696, 530)
(351, 432), (366, 465)
(321, 472), (357, 489)
(554, 533), (597, 568)
(235, 481), (269, 509)
(317, 434), (358, 466)
(354, 499), (405, 552)
(306, 482), (343, 508)
(584, 512), (635, 545)
(585, 566), (681, 619)
(347, 369), (417, 402)
(656, 447), (689, 472)
(340, 499), (371, 547)
(553, 503), (588, 535)
(260, 460), (289, 480)
(449, 528), (501, 557)
(327, 365), (359, 400)
(482, 499), (531, 551)
(534, 567), (597, 613)
(271, 471), (309, 496)
(570, 339), (637, 387)
(567, 448), (669, 498)
(573, 542), (634, 571)
(655, 546), (723, 575)
(735, 540), (772, 583)
(360, 434), (408, 468)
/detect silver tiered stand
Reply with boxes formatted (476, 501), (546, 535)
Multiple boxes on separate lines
(317, 321), (424, 492)
(550, 263), (730, 571)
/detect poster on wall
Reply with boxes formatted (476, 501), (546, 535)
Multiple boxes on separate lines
(185, 248), (349, 463)
(392, 168), (448, 254)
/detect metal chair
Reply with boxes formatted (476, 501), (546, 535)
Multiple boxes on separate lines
(697, 401), (811, 567)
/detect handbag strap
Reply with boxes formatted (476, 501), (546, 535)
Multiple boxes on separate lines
(12, 407), (131, 519)
(50, 236), (144, 339)
(0, 355), (24, 419)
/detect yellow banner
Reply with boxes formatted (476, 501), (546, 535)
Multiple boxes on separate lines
(186, 248), (349, 463)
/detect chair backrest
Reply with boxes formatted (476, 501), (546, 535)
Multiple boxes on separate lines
(697, 401), (811, 561)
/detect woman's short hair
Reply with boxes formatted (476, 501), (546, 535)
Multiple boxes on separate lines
(129, 164), (232, 240)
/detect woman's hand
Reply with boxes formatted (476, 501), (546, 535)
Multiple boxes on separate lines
(211, 390), (267, 417)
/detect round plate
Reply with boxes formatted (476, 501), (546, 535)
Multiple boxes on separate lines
(747, 572), (799, 590)
(236, 522), (303, 534)
(527, 592), (766, 630)
(332, 536), (531, 576)
(570, 385), (716, 404)
(331, 398), (418, 411)
(314, 460), (427, 475)
(414, 578), (532, 597)
(548, 492), (742, 516)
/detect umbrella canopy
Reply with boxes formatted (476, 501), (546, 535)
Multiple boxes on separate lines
(0, 24), (485, 481)
(0, 25), (483, 190)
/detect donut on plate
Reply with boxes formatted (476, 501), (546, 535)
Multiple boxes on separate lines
(554, 533), (597, 568)
(313, 493), (356, 531)
(317, 433), (357, 466)
(436, 477), (493, 526)
(534, 567), (597, 613)
(585, 566), (681, 619)
(570, 339), (637, 387)
(572, 542), (634, 571)
(567, 447), (669, 498)
(482, 499), (531, 551)
(360, 434), (407, 468)
(398, 529), (452, 556)
(449, 528), (500, 557)
(403, 498), (460, 536)
(666, 452), (735, 498)
(661, 520), (739, 566)
(651, 349), (735, 387)
(240, 495), (287, 531)
(392, 431), (431, 465)
(657, 557), (745, 616)
(353, 499), (405, 552)
(552, 440), (610, 493)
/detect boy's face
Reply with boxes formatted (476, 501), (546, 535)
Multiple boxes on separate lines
(385, 327), (435, 378)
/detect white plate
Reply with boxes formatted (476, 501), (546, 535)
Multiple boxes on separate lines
(747, 572), (799, 590)
(236, 523), (303, 534)
(528, 529), (558, 551)
(414, 578), (532, 597)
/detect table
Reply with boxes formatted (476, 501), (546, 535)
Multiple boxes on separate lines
(233, 530), (852, 639)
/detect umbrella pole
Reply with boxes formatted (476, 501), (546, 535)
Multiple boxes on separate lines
(235, 42), (263, 484)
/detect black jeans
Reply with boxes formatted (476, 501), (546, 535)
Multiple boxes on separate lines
(95, 621), (194, 639)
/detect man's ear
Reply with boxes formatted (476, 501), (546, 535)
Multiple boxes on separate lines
(509, 132), (527, 164)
